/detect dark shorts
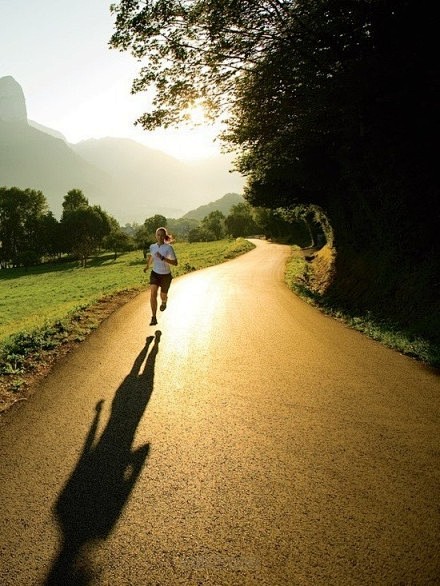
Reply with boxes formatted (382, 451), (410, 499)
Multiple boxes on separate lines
(149, 270), (172, 293)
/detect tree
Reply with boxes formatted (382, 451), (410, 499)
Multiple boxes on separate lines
(110, 0), (253, 128)
(201, 211), (225, 240)
(62, 189), (89, 214)
(110, 1), (380, 134)
(121, 223), (140, 237)
(111, 1), (433, 225)
(61, 206), (112, 267)
(166, 217), (199, 240)
(134, 225), (150, 257)
(103, 229), (133, 259)
(252, 207), (311, 246)
(143, 215), (167, 237)
(139, 214), (168, 255)
(35, 211), (61, 259)
(91, 206), (115, 247)
(110, 0), (439, 337)
(225, 203), (258, 238)
(109, 0), (437, 233)
(188, 226), (216, 243)
(219, 1), (438, 249)
(0, 187), (50, 267)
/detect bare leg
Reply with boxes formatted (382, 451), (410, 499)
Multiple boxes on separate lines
(150, 284), (158, 317)
(159, 286), (169, 311)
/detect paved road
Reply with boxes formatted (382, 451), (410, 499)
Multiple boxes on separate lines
(0, 240), (439, 585)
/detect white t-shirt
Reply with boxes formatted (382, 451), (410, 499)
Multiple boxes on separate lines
(149, 242), (176, 274)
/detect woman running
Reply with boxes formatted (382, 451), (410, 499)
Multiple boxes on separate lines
(143, 227), (178, 325)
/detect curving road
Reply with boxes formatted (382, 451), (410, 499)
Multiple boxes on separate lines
(0, 239), (439, 585)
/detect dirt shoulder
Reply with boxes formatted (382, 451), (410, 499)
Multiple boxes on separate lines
(0, 289), (141, 415)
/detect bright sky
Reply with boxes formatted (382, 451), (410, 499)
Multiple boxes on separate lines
(0, 0), (222, 161)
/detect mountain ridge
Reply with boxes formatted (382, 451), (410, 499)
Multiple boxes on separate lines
(183, 192), (245, 220)
(0, 76), (244, 223)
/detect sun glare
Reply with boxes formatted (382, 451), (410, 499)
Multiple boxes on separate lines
(138, 126), (220, 161)
(49, 91), (221, 162)
(184, 105), (208, 126)
(139, 104), (222, 161)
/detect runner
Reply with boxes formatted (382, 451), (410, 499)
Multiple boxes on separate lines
(143, 227), (178, 325)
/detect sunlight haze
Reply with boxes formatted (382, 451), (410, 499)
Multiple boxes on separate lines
(0, 0), (223, 161)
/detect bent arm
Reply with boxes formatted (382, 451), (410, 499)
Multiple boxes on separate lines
(160, 254), (177, 266)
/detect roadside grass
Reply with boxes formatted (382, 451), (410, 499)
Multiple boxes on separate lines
(0, 254), (144, 342)
(0, 238), (254, 408)
(284, 247), (440, 368)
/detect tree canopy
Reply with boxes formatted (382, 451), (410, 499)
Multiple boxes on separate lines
(0, 187), (50, 267)
(61, 193), (115, 266)
(110, 0), (439, 331)
(0, 187), (127, 268)
(110, 0), (437, 245)
(109, 0), (283, 129)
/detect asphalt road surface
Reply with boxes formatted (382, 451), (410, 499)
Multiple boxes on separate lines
(0, 240), (439, 586)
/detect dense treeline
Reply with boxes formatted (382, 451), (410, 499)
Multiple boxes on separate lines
(110, 202), (312, 248)
(111, 0), (439, 342)
(0, 186), (310, 268)
(0, 187), (130, 268)
(225, 1), (439, 315)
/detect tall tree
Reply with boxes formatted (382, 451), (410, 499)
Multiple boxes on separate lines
(62, 189), (89, 214)
(103, 229), (132, 260)
(143, 215), (168, 237)
(61, 205), (113, 267)
(0, 187), (49, 266)
(225, 203), (258, 238)
(37, 212), (61, 258)
(201, 210), (225, 240)
(110, 1), (437, 237)
(138, 214), (168, 255)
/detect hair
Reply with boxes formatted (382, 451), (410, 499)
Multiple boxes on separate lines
(156, 226), (174, 243)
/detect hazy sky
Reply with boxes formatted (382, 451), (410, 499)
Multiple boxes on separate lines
(0, 0), (222, 160)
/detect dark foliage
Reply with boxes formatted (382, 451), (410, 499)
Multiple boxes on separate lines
(110, 0), (439, 339)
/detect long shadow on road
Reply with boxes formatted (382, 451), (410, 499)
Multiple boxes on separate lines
(45, 331), (161, 585)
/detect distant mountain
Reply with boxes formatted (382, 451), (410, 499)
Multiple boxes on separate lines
(0, 76), (245, 223)
(183, 192), (245, 220)
(0, 76), (27, 122)
(0, 119), (114, 214)
(73, 138), (244, 220)
(72, 138), (194, 220)
(29, 120), (67, 141)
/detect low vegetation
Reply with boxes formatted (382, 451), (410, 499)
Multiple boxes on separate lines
(0, 238), (254, 412)
(285, 246), (440, 369)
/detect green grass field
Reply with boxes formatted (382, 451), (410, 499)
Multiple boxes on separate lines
(0, 239), (254, 349)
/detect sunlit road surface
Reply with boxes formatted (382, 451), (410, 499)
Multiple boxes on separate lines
(0, 240), (439, 585)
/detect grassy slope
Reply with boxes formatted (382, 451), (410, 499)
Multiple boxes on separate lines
(284, 245), (440, 368)
(0, 240), (252, 344)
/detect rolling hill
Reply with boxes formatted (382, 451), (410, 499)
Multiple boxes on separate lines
(183, 192), (245, 220)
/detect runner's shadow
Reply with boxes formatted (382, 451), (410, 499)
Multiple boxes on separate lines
(45, 331), (161, 585)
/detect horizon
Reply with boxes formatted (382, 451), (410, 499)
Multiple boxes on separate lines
(26, 115), (233, 166)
